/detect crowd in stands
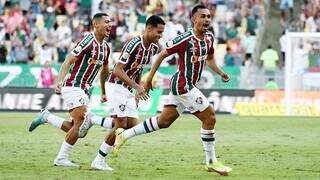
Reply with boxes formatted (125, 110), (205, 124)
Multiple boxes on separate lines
(0, 0), (266, 68)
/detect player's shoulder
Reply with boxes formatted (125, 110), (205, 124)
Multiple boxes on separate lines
(173, 30), (193, 43)
(124, 36), (142, 52)
(166, 30), (193, 48)
(78, 32), (94, 46)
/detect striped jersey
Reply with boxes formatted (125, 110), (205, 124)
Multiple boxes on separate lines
(108, 35), (159, 90)
(166, 30), (214, 95)
(64, 32), (110, 90)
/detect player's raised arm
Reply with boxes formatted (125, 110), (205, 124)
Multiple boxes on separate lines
(205, 53), (230, 82)
(145, 50), (169, 91)
(55, 54), (77, 94)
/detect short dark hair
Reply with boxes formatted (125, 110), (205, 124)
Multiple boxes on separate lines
(92, 13), (108, 21)
(191, 4), (208, 17)
(146, 15), (165, 27)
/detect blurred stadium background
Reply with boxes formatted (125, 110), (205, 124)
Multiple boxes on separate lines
(0, 0), (319, 179)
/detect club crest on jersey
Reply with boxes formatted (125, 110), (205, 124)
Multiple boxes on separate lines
(195, 97), (203, 104)
(79, 98), (85, 105)
(119, 104), (126, 112)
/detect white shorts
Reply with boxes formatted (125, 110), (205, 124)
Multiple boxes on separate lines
(106, 82), (138, 118)
(165, 87), (210, 114)
(61, 87), (89, 110)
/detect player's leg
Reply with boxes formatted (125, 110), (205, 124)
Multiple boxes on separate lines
(91, 84), (130, 171)
(29, 109), (73, 132)
(54, 87), (89, 167)
(54, 105), (87, 167)
(29, 108), (113, 135)
(187, 88), (231, 175)
(114, 105), (180, 152)
(78, 112), (114, 138)
(91, 116), (127, 171)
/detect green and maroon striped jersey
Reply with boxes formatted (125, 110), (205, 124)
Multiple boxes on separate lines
(166, 30), (214, 95)
(64, 32), (110, 90)
(108, 35), (159, 90)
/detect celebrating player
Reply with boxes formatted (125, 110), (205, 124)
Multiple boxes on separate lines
(90, 15), (165, 171)
(114, 5), (232, 176)
(32, 13), (112, 167)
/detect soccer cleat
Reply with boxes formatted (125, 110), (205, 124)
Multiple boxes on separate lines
(113, 128), (126, 156)
(205, 161), (232, 176)
(78, 116), (93, 138)
(91, 159), (114, 171)
(29, 109), (49, 132)
(54, 158), (79, 168)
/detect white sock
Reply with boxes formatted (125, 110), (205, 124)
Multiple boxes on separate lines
(123, 116), (160, 140)
(56, 140), (73, 160)
(201, 128), (217, 164)
(46, 113), (64, 129)
(91, 116), (113, 129)
(95, 141), (113, 162)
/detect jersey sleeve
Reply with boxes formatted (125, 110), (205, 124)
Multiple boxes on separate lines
(118, 38), (138, 64)
(70, 33), (93, 57)
(165, 36), (187, 55)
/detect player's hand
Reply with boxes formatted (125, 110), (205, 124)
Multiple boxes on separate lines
(100, 94), (107, 103)
(221, 73), (230, 82)
(54, 82), (62, 95)
(143, 80), (153, 93)
(134, 84), (146, 100)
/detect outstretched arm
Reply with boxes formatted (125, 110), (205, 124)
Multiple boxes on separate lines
(206, 53), (230, 82)
(55, 54), (77, 94)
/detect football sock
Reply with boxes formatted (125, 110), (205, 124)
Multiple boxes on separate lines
(123, 116), (160, 140)
(201, 128), (218, 164)
(95, 141), (113, 162)
(56, 140), (73, 159)
(46, 113), (64, 128)
(91, 116), (113, 129)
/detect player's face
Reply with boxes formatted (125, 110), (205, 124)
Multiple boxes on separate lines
(96, 15), (111, 38)
(192, 8), (211, 34)
(149, 24), (165, 43)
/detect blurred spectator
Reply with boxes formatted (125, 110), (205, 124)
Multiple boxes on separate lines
(0, 0), (266, 66)
(225, 21), (238, 40)
(279, 30), (287, 66)
(38, 43), (57, 65)
(279, 0), (293, 28)
(264, 77), (279, 90)
(260, 45), (279, 69)
(224, 47), (235, 66)
(292, 43), (308, 75)
(39, 61), (55, 88)
(241, 30), (257, 63)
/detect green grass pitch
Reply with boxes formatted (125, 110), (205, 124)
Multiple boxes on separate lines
(0, 112), (319, 179)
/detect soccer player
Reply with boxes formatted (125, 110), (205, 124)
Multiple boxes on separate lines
(39, 13), (111, 167)
(114, 5), (232, 175)
(90, 15), (165, 171)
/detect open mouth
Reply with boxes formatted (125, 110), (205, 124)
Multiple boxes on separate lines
(203, 23), (210, 29)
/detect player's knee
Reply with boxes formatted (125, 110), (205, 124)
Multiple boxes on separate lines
(115, 117), (128, 129)
(203, 115), (216, 128)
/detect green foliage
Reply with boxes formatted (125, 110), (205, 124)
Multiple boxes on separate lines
(0, 113), (319, 179)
